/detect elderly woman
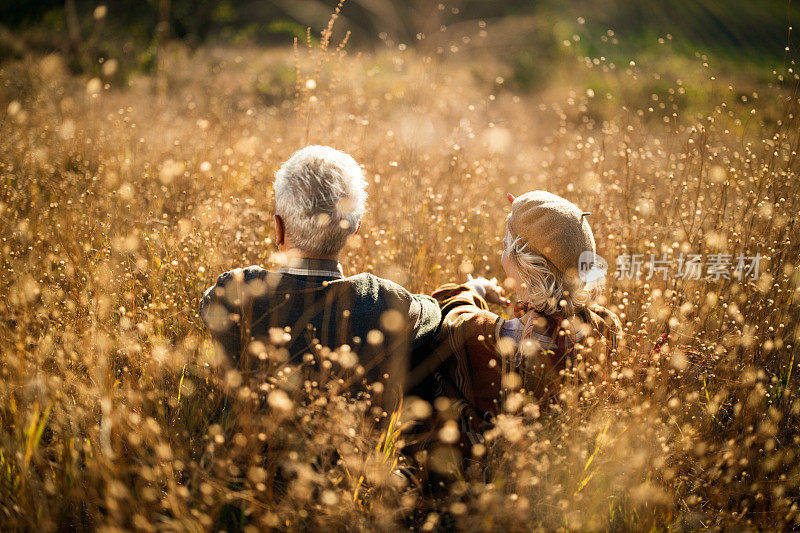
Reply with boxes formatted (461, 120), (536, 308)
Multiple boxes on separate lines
(429, 191), (621, 441)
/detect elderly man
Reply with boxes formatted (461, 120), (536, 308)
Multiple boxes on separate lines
(200, 145), (440, 409)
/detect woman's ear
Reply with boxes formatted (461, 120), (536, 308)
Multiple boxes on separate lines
(274, 214), (286, 248)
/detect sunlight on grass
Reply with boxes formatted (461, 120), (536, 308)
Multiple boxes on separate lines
(1, 6), (799, 531)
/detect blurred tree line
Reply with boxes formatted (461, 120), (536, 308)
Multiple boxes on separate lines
(0, 0), (796, 79)
(0, 0), (537, 65)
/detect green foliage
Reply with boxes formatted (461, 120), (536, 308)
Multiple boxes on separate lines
(267, 19), (310, 42)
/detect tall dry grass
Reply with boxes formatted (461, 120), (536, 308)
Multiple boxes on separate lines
(1, 14), (800, 531)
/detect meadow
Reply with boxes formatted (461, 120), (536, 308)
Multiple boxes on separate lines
(2, 10), (800, 531)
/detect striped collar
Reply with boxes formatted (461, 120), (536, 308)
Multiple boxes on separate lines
(276, 257), (344, 279)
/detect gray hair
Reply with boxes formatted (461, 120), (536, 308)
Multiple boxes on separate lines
(503, 228), (599, 316)
(274, 146), (367, 256)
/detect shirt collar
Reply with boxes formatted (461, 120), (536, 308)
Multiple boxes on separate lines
(276, 257), (344, 279)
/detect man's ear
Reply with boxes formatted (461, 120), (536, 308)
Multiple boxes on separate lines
(274, 214), (285, 247)
(354, 218), (362, 235)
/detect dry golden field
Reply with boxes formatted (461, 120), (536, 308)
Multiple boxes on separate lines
(2, 14), (800, 531)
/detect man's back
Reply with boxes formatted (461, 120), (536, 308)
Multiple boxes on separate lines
(200, 258), (440, 403)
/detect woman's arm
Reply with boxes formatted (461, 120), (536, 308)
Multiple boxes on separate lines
(431, 282), (506, 415)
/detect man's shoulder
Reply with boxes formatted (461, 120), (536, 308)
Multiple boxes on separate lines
(342, 272), (414, 299)
(340, 273), (439, 323)
(201, 265), (269, 306)
(213, 265), (268, 286)
(345, 271), (394, 286)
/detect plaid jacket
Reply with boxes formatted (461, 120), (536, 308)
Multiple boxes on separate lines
(429, 283), (621, 434)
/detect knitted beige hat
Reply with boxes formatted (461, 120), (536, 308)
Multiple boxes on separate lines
(507, 191), (596, 282)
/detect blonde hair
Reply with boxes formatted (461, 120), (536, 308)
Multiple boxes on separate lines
(503, 228), (600, 316)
